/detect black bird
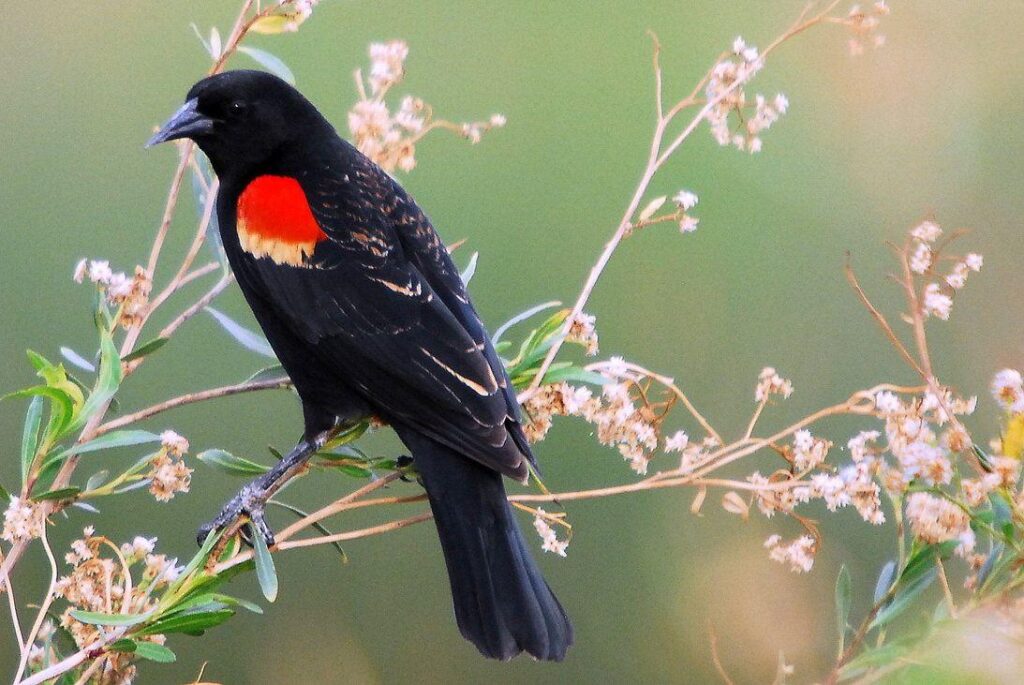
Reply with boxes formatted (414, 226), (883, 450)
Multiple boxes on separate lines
(147, 70), (572, 661)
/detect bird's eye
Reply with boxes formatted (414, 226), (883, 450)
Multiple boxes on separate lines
(229, 100), (248, 115)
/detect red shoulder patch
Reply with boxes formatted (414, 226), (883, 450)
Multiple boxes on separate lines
(236, 175), (328, 266)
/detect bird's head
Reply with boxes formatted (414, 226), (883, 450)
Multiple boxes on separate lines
(147, 70), (324, 177)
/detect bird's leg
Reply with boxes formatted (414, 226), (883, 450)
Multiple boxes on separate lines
(197, 431), (330, 547)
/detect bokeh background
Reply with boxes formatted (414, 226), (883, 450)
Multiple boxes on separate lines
(2, 2), (1024, 683)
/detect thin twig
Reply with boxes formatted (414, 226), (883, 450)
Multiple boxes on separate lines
(93, 376), (291, 437)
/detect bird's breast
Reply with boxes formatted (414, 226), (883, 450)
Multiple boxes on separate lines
(236, 174), (328, 267)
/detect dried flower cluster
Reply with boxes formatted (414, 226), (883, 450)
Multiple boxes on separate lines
(532, 508), (569, 557)
(1, 496), (46, 543)
(348, 41), (506, 173)
(704, 37), (790, 153)
(523, 358), (679, 475)
(906, 219), (983, 321)
(566, 312), (599, 356)
(73, 259), (152, 329)
(54, 528), (179, 684)
(146, 431), (193, 502)
(843, 1), (890, 56)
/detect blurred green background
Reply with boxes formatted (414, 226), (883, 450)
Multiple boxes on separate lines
(2, 2), (1023, 683)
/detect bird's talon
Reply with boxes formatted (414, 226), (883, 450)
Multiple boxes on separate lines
(196, 492), (275, 549)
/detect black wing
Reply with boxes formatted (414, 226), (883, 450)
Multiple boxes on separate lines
(238, 149), (533, 480)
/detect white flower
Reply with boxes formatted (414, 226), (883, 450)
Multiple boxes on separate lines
(992, 369), (1024, 412)
(911, 220), (942, 243)
(922, 283), (952, 320)
(160, 430), (189, 456)
(755, 367), (794, 402)
(532, 508), (568, 557)
(73, 258), (88, 283)
(874, 391), (902, 414)
(679, 215), (699, 233)
(672, 190), (699, 211)
(489, 114), (507, 127)
(764, 534), (816, 573)
(965, 253), (983, 271)
(1, 497), (45, 543)
(909, 242), (932, 274)
(664, 430), (689, 453)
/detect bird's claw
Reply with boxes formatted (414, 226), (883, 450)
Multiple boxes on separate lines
(196, 484), (276, 549)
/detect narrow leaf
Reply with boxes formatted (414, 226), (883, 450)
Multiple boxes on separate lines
(491, 301), (562, 346)
(32, 487), (81, 502)
(638, 195), (666, 222)
(870, 567), (937, 629)
(238, 46), (295, 84)
(59, 347), (95, 373)
(122, 337), (169, 363)
(252, 524), (279, 602)
(873, 560), (896, 604)
(205, 308), (276, 358)
(136, 609), (234, 636)
(107, 638), (138, 653)
(21, 396), (43, 484)
(835, 564), (851, 656)
(69, 610), (148, 626)
(134, 641), (177, 663)
(65, 430), (161, 457)
(197, 449), (269, 477)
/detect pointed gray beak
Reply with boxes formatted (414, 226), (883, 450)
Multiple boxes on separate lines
(146, 98), (214, 148)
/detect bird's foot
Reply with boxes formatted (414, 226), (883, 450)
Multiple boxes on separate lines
(197, 482), (276, 548)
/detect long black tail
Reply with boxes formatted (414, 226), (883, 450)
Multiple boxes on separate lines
(397, 428), (573, 661)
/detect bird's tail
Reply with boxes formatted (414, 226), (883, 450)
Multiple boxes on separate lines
(397, 429), (573, 661)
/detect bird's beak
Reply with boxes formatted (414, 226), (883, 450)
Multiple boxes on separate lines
(145, 98), (214, 148)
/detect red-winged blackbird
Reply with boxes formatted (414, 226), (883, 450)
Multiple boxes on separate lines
(147, 70), (572, 661)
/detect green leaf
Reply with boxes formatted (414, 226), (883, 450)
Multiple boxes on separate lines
(322, 421), (369, 450)
(249, 12), (307, 35)
(873, 560), (896, 603)
(491, 301), (562, 346)
(4, 387), (74, 441)
(85, 470), (109, 492)
(64, 430), (161, 457)
(69, 610), (148, 626)
(133, 641), (177, 663)
(538, 365), (610, 386)
(21, 396), (43, 484)
(107, 638), (138, 653)
(171, 529), (223, 593)
(205, 307), (276, 358)
(252, 523), (279, 602)
(245, 364), (289, 384)
(0, 483), (10, 506)
(32, 487), (81, 502)
(238, 46), (295, 84)
(196, 449), (269, 476)
(70, 330), (122, 433)
(835, 564), (851, 656)
(136, 609), (234, 636)
(26, 349), (51, 372)
(870, 567), (937, 629)
(122, 337), (169, 363)
(336, 464), (372, 478)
